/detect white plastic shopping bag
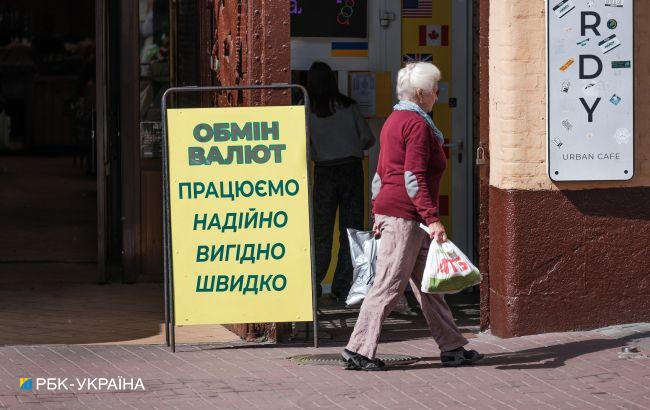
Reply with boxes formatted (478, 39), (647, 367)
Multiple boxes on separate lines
(419, 224), (482, 294)
(345, 229), (380, 307)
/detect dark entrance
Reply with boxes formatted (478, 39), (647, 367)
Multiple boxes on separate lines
(0, 0), (237, 347)
(0, 1), (101, 267)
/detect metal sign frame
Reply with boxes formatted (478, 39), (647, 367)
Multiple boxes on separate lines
(161, 84), (318, 352)
(546, 0), (635, 181)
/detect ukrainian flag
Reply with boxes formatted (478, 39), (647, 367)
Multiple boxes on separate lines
(19, 377), (32, 391)
(331, 42), (368, 57)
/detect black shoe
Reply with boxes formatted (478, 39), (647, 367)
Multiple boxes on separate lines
(440, 347), (484, 367)
(342, 349), (387, 371)
(330, 288), (350, 302)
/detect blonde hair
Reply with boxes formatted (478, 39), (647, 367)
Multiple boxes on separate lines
(396, 62), (441, 101)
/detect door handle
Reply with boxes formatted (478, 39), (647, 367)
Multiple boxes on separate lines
(443, 140), (464, 163)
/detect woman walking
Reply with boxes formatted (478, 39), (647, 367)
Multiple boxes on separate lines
(342, 62), (483, 370)
(307, 62), (376, 301)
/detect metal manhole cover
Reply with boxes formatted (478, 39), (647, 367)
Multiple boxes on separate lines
(290, 353), (420, 367)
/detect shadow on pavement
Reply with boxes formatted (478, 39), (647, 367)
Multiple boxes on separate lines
(195, 293), (481, 352)
(388, 331), (650, 371)
(485, 331), (649, 370)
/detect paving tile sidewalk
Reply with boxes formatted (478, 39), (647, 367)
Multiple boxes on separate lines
(1, 325), (649, 409)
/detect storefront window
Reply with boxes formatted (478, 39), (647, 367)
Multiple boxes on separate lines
(139, 0), (169, 121)
(139, 0), (169, 158)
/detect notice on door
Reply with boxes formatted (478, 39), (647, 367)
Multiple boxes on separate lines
(166, 106), (314, 325)
(547, 0), (634, 181)
(349, 72), (376, 117)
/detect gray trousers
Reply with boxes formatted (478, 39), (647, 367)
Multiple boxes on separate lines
(346, 214), (468, 359)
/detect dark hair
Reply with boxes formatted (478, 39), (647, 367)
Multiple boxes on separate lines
(306, 61), (355, 118)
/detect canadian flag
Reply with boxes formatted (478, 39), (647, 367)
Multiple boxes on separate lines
(419, 25), (449, 46)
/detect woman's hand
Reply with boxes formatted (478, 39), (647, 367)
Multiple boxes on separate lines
(372, 222), (381, 238)
(428, 221), (447, 243)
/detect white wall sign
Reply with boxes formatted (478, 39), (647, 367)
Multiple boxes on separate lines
(349, 72), (376, 117)
(547, 0), (634, 181)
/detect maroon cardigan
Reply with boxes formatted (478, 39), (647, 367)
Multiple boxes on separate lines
(373, 110), (446, 225)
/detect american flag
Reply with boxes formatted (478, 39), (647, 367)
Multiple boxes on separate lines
(402, 0), (432, 18)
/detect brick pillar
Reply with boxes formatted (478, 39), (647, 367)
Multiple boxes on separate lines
(488, 1), (650, 337)
(212, 0), (291, 342)
(212, 0), (290, 108)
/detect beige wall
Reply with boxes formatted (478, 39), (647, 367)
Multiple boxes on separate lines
(489, 1), (649, 190)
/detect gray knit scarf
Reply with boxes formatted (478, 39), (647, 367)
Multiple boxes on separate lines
(393, 100), (445, 144)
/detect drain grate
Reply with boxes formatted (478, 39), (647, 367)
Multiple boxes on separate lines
(290, 353), (421, 367)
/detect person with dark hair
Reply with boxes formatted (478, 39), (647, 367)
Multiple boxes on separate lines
(307, 61), (376, 301)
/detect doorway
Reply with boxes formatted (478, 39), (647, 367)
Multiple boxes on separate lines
(289, 0), (479, 339)
(0, 1), (98, 266)
(0, 0), (241, 347)
(0, 0), (101, 344)
(290, 0), (475, 288)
